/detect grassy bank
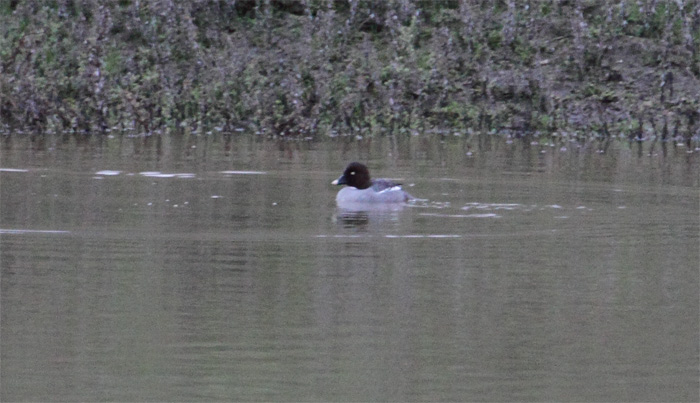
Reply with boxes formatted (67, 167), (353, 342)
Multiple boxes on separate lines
(1, 0), (699, 141)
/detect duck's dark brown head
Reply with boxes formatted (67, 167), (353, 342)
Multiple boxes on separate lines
(332, 162), (372, 189)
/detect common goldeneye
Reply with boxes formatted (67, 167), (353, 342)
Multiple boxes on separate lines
(331, 162), (413, 204)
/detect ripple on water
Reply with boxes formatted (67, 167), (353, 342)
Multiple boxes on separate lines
(460, 202), (582, 212)
(406, 200), (451, 209)
(139, 172), (196, 178)
(315, 234), (462, 238)
(461, 202), (524, 211)
(0, 229), (70, 234)
(419, 212), (501, 219)
(219, 170), (267, 175)
(0, 168), (29, 173)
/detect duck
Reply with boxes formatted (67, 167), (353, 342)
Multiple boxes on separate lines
(331, 162), (413, 204)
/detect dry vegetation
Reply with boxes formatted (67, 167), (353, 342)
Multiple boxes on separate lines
(1, 0), (698, 142)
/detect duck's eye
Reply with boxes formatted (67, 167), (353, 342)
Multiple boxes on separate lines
(350, 171), (355, 175)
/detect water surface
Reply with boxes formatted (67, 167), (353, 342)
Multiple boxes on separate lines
(1, 134), (698, 401)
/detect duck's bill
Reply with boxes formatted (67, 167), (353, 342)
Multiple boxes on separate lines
(331, 175), (346, 186)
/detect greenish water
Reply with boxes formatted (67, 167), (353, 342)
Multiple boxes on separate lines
(1, 134), (698, 401)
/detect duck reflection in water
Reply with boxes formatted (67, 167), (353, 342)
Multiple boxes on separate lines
(334, 202), (407, 228)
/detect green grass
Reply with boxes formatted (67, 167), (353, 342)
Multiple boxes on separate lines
(0, 0), (697, 141)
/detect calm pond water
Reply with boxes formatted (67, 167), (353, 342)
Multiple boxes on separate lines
(1, 133), (698, 401)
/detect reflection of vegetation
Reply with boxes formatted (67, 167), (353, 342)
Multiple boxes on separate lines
(0, 1), (698, 142)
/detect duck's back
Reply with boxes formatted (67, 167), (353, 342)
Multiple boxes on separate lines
(371, 178), (402, 192)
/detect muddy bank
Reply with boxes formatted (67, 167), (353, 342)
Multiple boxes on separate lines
(1, 1), (698, 141)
